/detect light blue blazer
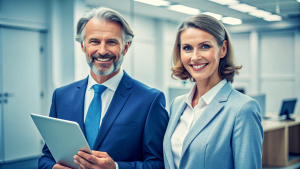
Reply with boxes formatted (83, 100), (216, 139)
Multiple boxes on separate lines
(163, 82), (264, 169)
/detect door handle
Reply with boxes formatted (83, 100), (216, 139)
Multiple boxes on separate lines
(0, 93), (14, 104)
(0, 99), (8, 103)
(3, 92), (14, 97)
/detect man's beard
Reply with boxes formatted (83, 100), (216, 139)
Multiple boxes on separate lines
(86, 52), (124, 76)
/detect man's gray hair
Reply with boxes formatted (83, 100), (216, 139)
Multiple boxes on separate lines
(75, 7), (134, 46)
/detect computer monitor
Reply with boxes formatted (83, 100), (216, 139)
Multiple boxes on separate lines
(249, 94), (266, 119)
(279, 98), (297, 121)
(235, 88), (245, 94)
(168, 87), (191, 105)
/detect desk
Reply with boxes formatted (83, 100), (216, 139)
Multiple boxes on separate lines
(262, 115), (300, 166)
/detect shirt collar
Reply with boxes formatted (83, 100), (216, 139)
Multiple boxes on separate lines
(87, 67), (124, 92)
(185, 84), (197, 107)
(185, 79), (227, 107)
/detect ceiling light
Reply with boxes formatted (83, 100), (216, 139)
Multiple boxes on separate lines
(134, 0), (170, 6)
(209, 0), (239, 5)
(264, 15), (282, 21)
(297, 0), (300, 2)
(222, 17), (242, 25)
(203, 12), (223, 20)
(168, 5), (200, 15)
(249, 10), (272, 18)
(229, 3), (257, 13)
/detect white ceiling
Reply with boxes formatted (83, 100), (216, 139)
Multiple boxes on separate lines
(86, 0), (300, 33)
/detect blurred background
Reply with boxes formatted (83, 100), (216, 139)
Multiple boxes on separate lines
(0, 0), (299, 168)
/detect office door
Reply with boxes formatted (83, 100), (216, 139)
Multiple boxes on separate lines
(0, 42), (3, 163)
(0, 27), (44, 162)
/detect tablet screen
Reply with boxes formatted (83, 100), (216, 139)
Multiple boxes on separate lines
(31, 113), (91, 168)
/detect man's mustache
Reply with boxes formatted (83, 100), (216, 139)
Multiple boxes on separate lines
(91, 53), (116, 60)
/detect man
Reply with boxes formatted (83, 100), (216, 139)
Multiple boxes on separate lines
(39, 7), (169, 169)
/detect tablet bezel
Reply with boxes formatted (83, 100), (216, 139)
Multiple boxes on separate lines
(31, 113), (92, 169)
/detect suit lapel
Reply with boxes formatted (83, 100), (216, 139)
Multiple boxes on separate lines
(72, 77), (88, 135)
(93, 72), (132, 150)
(165, 96), (187, 169)
(180, 82), (233, 161)
(180, 99), (224, 158)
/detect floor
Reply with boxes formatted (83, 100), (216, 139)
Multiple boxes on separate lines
(263, 162), (300, 169)
(0, 158), (300, 169)
(0, 158), (39, 169)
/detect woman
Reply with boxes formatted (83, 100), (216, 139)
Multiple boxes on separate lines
(163, 14), (263, 169)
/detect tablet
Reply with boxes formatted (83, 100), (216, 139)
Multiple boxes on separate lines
(31, 113), (91, 169)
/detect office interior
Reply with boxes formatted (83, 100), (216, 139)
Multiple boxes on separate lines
(0, 0), (299, 168)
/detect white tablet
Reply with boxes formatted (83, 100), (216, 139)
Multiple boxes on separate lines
(31, 113), (91, 169)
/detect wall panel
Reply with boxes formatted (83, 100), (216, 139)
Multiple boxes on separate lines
(261, 31), (294, 75)
(260, 31), (296, 114)
(261, 80), (294, 113)
(231, 33), (251, 93)
(133, 40), (156, 88)
(231, 33), (251, 76)
(0, 0), (47, 24)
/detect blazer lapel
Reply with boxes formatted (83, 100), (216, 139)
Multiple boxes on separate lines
(180, 82), (233, 161)
(93, 72), (132, 150)
(72, 77), (88, 135)
(164, 96), (188, 169)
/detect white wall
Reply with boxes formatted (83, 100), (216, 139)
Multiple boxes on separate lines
(230, 33), (251, 93)
(49, 0), (75, 88)
(74, 0), (91, 81)
(73, 1), (300, 115)
(231, 29), (300, 115)
(295, 30), (300, 116)
(1, 0), (298, 116)
(0, 0), (48, 163)
(0, 0), (299, 164)
(260, 30), (298, 114)
(0, 0), (47, 29)
(132, 16), (157, 87)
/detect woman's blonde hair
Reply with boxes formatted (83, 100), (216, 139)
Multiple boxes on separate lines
(171, 14), (242, 83)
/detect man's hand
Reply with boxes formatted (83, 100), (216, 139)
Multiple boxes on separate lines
(74, 150), (116, 169)
(52, 163), (72, 169)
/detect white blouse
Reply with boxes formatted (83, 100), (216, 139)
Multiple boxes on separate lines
(170, 79), (227, 169)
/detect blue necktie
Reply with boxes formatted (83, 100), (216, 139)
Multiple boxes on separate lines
(85, 84), (107, 148)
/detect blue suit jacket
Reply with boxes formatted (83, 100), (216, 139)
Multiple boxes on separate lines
(39, 71), (169, 169)
(163, 82), (264, 169)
